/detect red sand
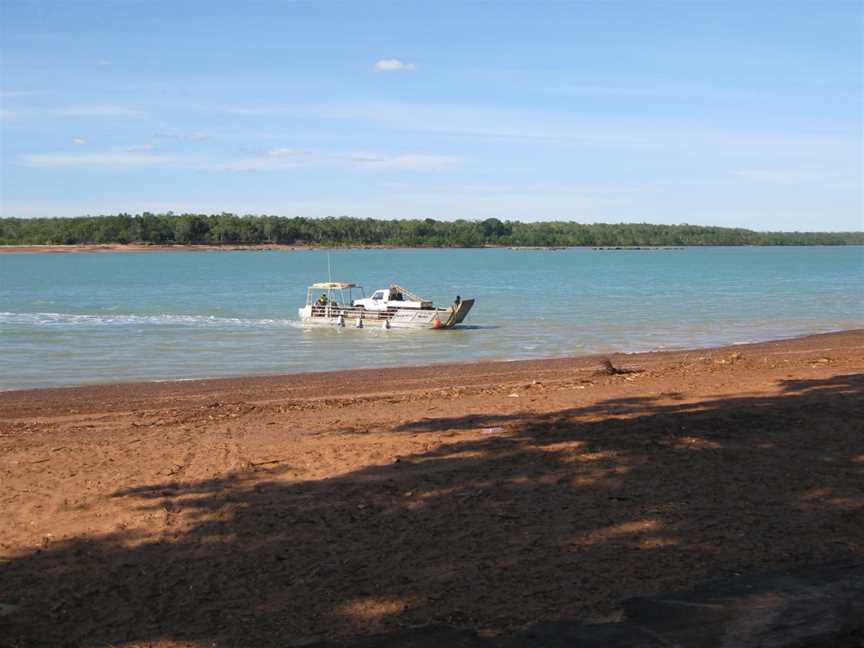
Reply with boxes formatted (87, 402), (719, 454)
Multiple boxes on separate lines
(1, 330), (863, 647)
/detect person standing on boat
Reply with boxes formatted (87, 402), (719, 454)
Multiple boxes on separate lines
(314, 292), (328, 315)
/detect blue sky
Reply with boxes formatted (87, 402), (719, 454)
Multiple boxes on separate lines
(1, 1), (861, 230)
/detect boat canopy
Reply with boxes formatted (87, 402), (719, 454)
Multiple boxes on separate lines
(311, 282), (359, 289)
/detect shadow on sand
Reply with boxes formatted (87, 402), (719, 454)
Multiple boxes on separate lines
(2, 374), (863, 646)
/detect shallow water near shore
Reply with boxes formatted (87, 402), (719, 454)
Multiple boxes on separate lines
(1, 246), (862, 389)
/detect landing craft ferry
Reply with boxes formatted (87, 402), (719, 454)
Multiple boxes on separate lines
(298, 282), (474, 329)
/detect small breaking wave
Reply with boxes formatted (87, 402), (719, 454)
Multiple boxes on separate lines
(0, 311), (300, 329)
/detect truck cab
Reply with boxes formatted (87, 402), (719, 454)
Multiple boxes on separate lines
(352, 285), (432, 311)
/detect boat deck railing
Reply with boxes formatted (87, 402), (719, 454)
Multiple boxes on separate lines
(310, 304), (448, 320)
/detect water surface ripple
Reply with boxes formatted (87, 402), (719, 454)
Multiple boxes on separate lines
(1, 247), (862, 389)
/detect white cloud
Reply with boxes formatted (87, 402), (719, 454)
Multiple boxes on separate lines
(352, 153), (456, 170)
(20, 151), (185, 168)
(0, 105), (142, 121)
(19, 144), (457, 173)
(308, 100), (860, 166)
(223, 150), (456, 172)
(225, 106), (291, 115)
(268, 148), (312, 158)
(736, 169), (803, 183)
(153, 131), (210, 141)
(222, 157), (307, 172)
(72, 137), (87, 145)
(220, 148), (316, 171)
(734, 168), (859, 189)
(1, 90), (44, 98)
(56, 106), (144, 117)
(374, 58), (416, 72)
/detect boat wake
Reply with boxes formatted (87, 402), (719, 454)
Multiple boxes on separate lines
(0, 311), (301, 329)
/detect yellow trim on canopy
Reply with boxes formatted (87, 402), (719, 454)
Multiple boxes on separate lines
(311, 282), (359, 289)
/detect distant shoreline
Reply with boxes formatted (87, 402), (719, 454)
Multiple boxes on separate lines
(1, 242), (860, 254)
(0, 243), (390, 254)
(0, 243), (650, 254)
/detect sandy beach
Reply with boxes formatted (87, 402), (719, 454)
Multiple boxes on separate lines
(1, 330), (863, 646)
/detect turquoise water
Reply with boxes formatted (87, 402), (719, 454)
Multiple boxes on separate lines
(1, 247), (862, 390)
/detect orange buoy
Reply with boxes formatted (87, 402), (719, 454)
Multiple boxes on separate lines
(432, 318), (442, 329)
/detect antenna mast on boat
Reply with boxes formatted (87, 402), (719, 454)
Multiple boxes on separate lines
(327, 250), (333, 284)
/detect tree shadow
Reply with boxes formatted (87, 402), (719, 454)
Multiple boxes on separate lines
(2, 374), (862, 647)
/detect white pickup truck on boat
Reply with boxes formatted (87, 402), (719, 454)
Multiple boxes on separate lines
(298, 282), (474, 329)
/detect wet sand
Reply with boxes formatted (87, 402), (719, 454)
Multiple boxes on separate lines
(1, 330), (863, 646)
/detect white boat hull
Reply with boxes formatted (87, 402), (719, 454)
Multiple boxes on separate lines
(298, 300), (473, 330)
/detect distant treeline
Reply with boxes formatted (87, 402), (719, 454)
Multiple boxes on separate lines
(1, 213), (862, 247)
